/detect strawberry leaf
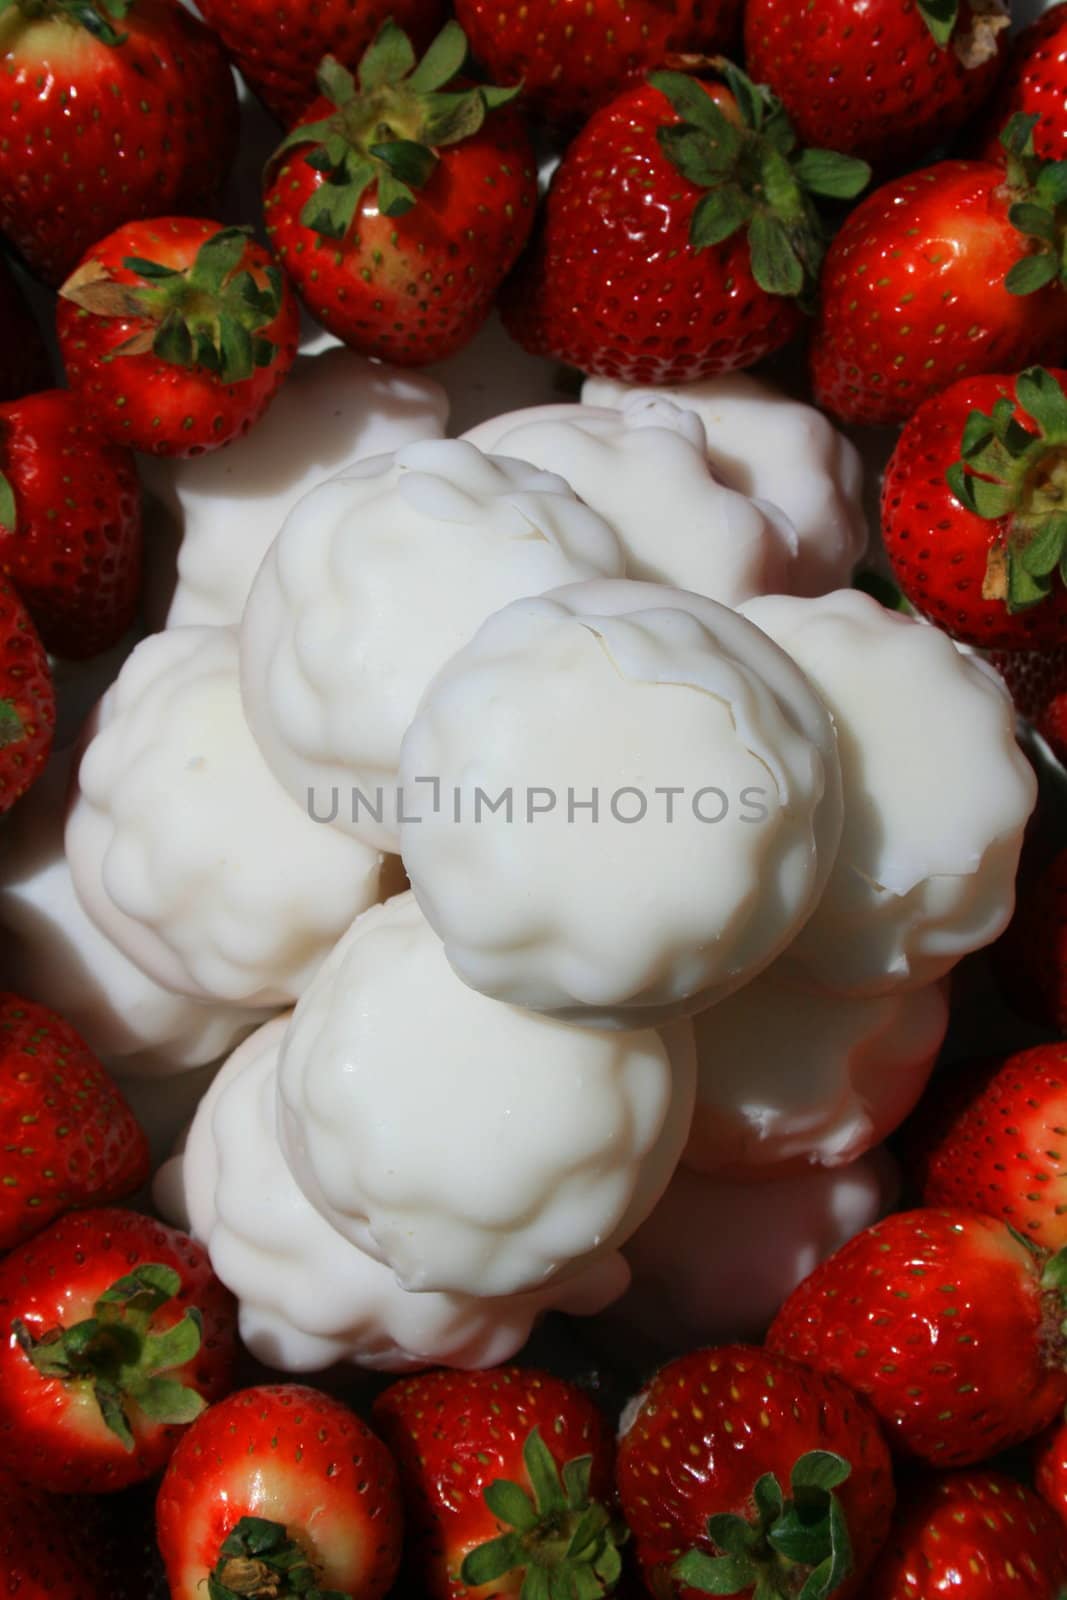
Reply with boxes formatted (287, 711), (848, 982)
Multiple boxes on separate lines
(153, 311), (194, 368)
(673, 1550), (756, 1593)
(358, 20), (415, 90)
(747, 211), (804, 296)
(524, 1426), (566, 1514)
(0, 470), (16, 534)
(917, 0), (958, 47)
(648, 69), (732, 139)
(1016, 365), (1067, 436)
(370, 138), (437, 190)
(691, 187), (752, 250)
(657, 125), (738, 187)
(1005, 252), (1058, 294)
(483, 1477), (539, 1532)
(790, 1451), (852, 1494)
(461, 1533), (523, 1586)
(0, 698), (26, 748)
(407, 18), (468, 92)
(562, 1454), (593, 1510)
(138, 1307), (203, 1375)
(96, 1262), (181, 1317)
(1019, 512), (1067, 576)
(791, 148), (871, 199)
(125, 1374), (207, 1425)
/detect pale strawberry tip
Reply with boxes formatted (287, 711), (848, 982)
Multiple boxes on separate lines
(208, 1515), (353, 1600)
(1, 0), (133, 47)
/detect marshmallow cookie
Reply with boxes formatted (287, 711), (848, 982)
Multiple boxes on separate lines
(66, 627), (383, 1008)
(399, 579), (844, 1026)
(742, 589), (1038, 993)
(276, 893), (697, 1298)
(156, 1016), (628, 1373)
(583, 371), (868, 595)
(239, 439), (625, 850)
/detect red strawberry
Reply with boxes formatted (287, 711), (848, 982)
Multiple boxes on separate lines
(502, 63), (870, 386)
(0, 0), (238, 288)
(997, 855), (1067, 1033)
(1037, 1417), (1067, 1533)
(993, 645), (1067, 762)
(0, 257), (50, 403)
(0, 390), (142, 659)
(57, 219), (299, 459)
(0, 577), (54, 814)
(197, 0), (446, 125)
(811, 119), (1067, 426)
(980, 3), (1067, 165)
(0, 1470), (109, 1599)
(156, 1384), (403, 1600)
(744, 0), (1009, 166)
(0, 1207), (236, 1492)
(866, 1470), (1067, 1598)
(264, 23), (536, 367)
(372, 1366), (621, 1599)
(453, 0), (742, 126)
(767, 1209), (1067, 1466)
(881, 367), (1067, 649)
(0, 993), (149, 1252)
(615, 1344), (894, 1600)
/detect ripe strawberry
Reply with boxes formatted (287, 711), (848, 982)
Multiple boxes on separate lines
(0, 1207), (237, 1492)
(997, 855), (1067, 1033)
(867, 1470), (1067, 1598)
(372, 1366), (621, 1599)
(453, 0), (742, 126)
(57, 219), (299, 459)
(0, 993), (149, 1252)
(502, 63), (870, 386)
(156, 1385), (403, 1600)
(767, 1209), (1067, 1466)
(0, 577), (54, 814)
(0, 0), (238, 288)
(980, 3), (1067, 164)
(811, 118), (1067, 426)
(0, 390), (142, 659)
(993, 645), (1067, 762)
(0, 256), (50, 403)
(745, 0), (1009, 166)
(0, 1470), (109, 1599)
(881, 367), (1067, 649)
(264, 23), (536, 366)
(615, 1344), (893, 1600)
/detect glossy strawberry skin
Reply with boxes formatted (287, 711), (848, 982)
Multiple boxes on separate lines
(867, 1470), (1067, 1598)
(157, 1385), (403, 1600)
(57, 219), (300, 458)
(501, 80), (804, 386)
(0, 1209), (237, 1493)
(454, 0), (741, 126)
(881, 371), (1067, 649)
(372, 1366), (614, 1600)
(745, 0), (1008, 166)
(768, 1209), (1067, 1466)
(1036, 1417), (1067, 1530)
(0, 0), (238, 287)
(265, 100), (536, 367)
(0, 1470), (109, 1600)
(812, 163), (1067, 425)
(616, 1344), (895, 1600)
(980, 4), (1067, 164)
(0, 577), (54, 814)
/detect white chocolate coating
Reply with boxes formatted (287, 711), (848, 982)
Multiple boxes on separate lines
(742, 589), (1038, 994)
(583, 372), (867, 596)
(684, 972), (948, 1176)
(154, 1017), (629, 1373)
(239, 439), (626, 851)
(66, 627), (383, 1008)
(276, 893), (697, 1298)
(399, 579), (843, 1026)
(462, 402), (795, 605)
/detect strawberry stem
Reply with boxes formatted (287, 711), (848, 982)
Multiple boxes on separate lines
(208, 1516), (352, 1600)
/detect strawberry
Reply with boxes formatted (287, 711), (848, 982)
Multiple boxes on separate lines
(980, 3), (1067, 165)
(993, 645), (1067, 762)
(0, 0), (238, 288)
(501, 63), (870, 386)
(0, 993), (149, 1252)
(452, 0), (742, 127)
(371, 1366), (622, 1599)
(997, 856), (1067, 1033)
(0, 577), (54, 814)
(881, 366), (1067, 649)
(744, 0), (1009, 167)
(1037, 1417), (1067, 1534)
(866, 1470), (1067, 1598)
(263, 22), (536, 367)
(57, 219), (299, 459)
(811, 118), (1067, 426)
(0, 1469), (109, 1599)
(767, 1209), (1067, 1466)
(615, 1344), (894, 1600)
(156, 1384), (403, 1600)
(0, 1207), (236, 1492)
(0, 256), (50, 403)
(0, 390), (142, 659)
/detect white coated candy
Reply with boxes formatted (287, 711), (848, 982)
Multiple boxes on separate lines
(684, 971), (948, 1176)
(66, 627), (384, 1008)
(399, 579), (843, 1026)
(239, 439), (626, 851)
(583, 372), (867, 596)
(155, 1016), (629, 1373)
(277, 893), (697, 1297)
(742, 589), (1038, 994)
(462, 402), (794, 605)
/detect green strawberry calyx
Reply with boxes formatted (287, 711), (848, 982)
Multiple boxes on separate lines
(12, 1260), (207, 1450)
(459, 1426), (625, 1599)
(649, 61), (871, 307)
(673, 1450), (854, 1600)
(945, 365), (1067, 612)
(0, 0), (132, 47)
(1000, 113), (1067, 296)
(267, 20), (520, 240)
(208, 1516), (352, 1600)
(58, 226), (287, 385)
(917, 0), (1009, 63)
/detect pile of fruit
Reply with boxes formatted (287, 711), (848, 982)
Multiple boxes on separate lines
(3, 0), (1067, 1594)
